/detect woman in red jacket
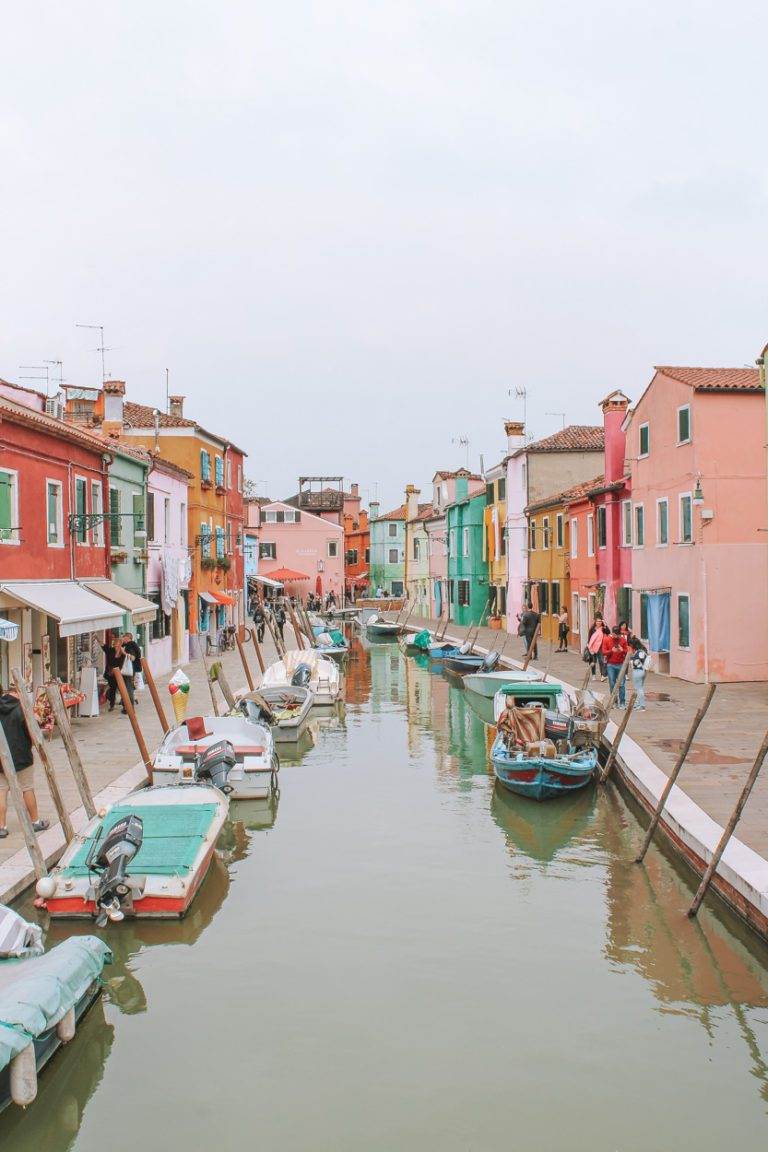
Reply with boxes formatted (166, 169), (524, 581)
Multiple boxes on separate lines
(602, 626), (628, 707)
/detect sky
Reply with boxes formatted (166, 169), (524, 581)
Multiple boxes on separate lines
(1, 1), (766, 510)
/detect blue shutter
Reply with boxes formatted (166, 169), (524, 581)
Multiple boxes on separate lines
(215, 456), (224, 487)
(216, 526), (225, 559)
(200, 450), (211, 482)
(201, 523), (211, 557)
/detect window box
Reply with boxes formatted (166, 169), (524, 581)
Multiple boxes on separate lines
(216, 556), (232, 572)
(201, 556), (217, 571)
(215, 484), (226, 496)
(110, 549), (128, 564)
(201, 478), (213, 491)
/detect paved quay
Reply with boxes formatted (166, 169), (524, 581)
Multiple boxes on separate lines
(0, 635), (281, 895)
(396, 613), (768, 863)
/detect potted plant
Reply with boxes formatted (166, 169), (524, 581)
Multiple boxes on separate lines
(489, 613), (503, 631)
(201, 556), (217, 572)
(110, 549), (128, 565)
(216, 556), (232, 572)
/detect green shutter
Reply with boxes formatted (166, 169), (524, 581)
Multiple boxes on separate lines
(109, 488), (121, 545)
(0, 470), (13, 540)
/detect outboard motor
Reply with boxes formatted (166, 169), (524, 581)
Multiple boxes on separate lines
(481, 651), (500, 672)
(195, 739), (236, 794)
(291, 663), (312, 688)
(89, 814), (144, 927)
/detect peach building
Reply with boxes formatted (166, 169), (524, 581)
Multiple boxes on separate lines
(626, 366), (768, 683)
(257, 500), (344, 602)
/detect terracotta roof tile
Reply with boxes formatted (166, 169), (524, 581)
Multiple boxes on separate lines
(655, 366), (762, 392)
(373, 504), (406, 521)
(514, 425), (604, 456)
(562, 474), (605, 504)
(123, 399), (247, 456)
(0, 396), (111, 453)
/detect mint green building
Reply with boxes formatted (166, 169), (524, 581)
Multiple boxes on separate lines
(446, 489), (488, 626)
(106, 446), (151, 637)
(368, 500), (406, 596)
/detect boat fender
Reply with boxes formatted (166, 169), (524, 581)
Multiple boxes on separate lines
(482, 652), (500, 671)
(57, 1006), (76, 1043)
(10, 1042), (37, 1107)
(35, 875), (57, 900)
(459, 642), (471, 655)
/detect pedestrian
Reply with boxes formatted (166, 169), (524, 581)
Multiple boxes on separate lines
(518, 603), (540, 660)
(603, 626), (629, 707)
(0, 683), (50, 839)
(252, 599), (266, 643)
(556, 607), (569, 652)
(274, 602), (286, 643)
(101, 631), (124, 711)
(629, 637), (649, 711)
(120, 633), (142, 713)
(587, 614), (607, 680)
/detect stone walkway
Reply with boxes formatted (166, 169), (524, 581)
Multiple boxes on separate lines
(398, 614), (768, 861)
(0, 633), (281, 872)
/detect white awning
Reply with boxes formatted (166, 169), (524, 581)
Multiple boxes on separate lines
(249, 574), (284, 589)
(0, 581), (124, 637)
(80, 579), (158, 625)
(199, 591), (218, 605)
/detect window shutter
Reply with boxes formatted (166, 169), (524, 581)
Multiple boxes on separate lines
(0, 471), (11, 539)
(215, 456), (224, 486)
(146, 493), (155, 541)
(295, 510), (301, 522)
(276, 510), (284, 523)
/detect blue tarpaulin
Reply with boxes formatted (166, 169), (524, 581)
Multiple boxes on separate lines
(647, 593), (670, 652)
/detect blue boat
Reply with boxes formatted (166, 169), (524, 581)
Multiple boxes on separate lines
(427, 643), (465, 661)
(441, 651), (501, 676)
(491, 736), (597, 801)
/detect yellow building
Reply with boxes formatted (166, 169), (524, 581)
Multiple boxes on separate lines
(483, 461), (507, 620)
(525, 490), (570, 646)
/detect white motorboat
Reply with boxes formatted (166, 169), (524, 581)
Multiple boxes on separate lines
(261, 649), (342, 706)
(462, 667), (544, 699)
(153, 714), (278, 800)
(240, 685), (313, 744)
(366, 613), (404, 637)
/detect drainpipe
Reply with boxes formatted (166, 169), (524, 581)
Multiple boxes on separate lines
(102, 453), (113, 579)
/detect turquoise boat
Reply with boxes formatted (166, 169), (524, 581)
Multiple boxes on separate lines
(491, 737), (597, 801)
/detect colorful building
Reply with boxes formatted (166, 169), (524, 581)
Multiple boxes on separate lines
(344, 504), (370, 602)
(483, 460), (507, 620)
(404, 486), (432, 614)
(562, 475), (602, 647)
(505, 422), (604, 631)
(368, 501), (406, 596)
(144, 456), (192, 675)
(626, 365), (768, 682)
(525, 490), (570, 646)
(424, 469), (485, 619)
(257, 499), (344, 603)
(446, 488), (487, 626)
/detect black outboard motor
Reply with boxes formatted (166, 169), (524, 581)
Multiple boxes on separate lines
(195, 739), (236, 794)
(291, 663), (312, 688)
(481, 651), (500, 672)
(89, 814), (144, 927)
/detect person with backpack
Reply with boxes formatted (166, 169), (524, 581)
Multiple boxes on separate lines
(252, 600), (266, 643)
(274, 602), (286, 643)
(629, 637), (650, 711)
(0, 683), (50, 839)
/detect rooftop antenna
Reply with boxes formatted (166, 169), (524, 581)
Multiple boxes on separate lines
(165, 367), (170, 415)
(18, 364), (51, 395)
(76, 323), (108, 383)
(508, 384), (527, 429)
(452, 435), (470, 469)
(546, 411), (566, 429)
(44, 360), (64, 393)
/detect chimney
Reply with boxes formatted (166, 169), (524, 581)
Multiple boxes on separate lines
(405, 484), (421, 522)
(369, 500), (380, 521)
(505, 420), (525, 456)
(757, 343), (768, 388)
(350, 482), (359, 498)
(102, 379), (126, 438)
(169, 394), (185, 419)
(600, 391), (630, 485)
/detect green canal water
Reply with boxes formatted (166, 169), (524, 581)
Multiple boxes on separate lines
(3, 640), (768, 1151)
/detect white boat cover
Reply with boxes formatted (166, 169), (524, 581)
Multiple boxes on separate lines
(0, 905), (43, 959)
(262, 649), (340, 689)
(0, 936), (111, 1071)
(0, 581), (124, 637)
(80, 578), (158, 625)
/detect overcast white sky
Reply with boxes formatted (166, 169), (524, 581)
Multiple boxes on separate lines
(1, 2), (766, 508)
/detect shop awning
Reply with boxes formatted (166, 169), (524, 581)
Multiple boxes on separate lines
(199, 592), (218, 605)
(210, 591), (235, 606)
(0, 581), (124, 638)
(346, 571), (368, 585)
(249, 574), (284, 589)
(81, 578), (158, 626)
(0, 618), (19, 642)
(270, 567), (310, 582)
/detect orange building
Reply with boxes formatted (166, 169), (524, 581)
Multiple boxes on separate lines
(344, 507), (369, 600)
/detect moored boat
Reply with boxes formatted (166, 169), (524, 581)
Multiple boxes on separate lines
(239, 685), (313, 744)
(366, 614), (404, 637)
(153, 714), (278, 797)
(441, 651), (501, 676)
(463, 667), (543, 698)
(261, 649), (342, 706)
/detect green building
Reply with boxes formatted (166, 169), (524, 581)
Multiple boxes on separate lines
(446, 488), (488, 626)
(368, 500), (406, 596)
(106, 445), (151, 637)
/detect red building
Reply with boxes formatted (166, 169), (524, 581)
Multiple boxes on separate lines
(0, 387), (125, 688)
(344, 506), (370, 600)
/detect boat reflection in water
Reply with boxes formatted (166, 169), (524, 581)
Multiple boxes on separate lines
(491, 781), (597, 866)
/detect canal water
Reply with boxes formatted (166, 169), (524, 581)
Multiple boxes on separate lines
(3, 639), (768, 1151)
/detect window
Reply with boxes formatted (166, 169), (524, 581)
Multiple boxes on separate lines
(225, 457), (232, 489)
(164, 497), (170, 543)
(678, 594), (691, 649)
(449, 528), (456, 555)
(538, 581), (549, 614)
(639, 423), (650, 457)
(109, 487), (121, 545)
(462, 527), (469, 557)
(677, 405), (691, 445)
(486, 482), (494, 503)
(148, 592), (171, 640)
(640, 593), (649, 642)
(347, 548), (358, 566)
(542, 517), (550, 549)
(364, 547), (370, 564)
(46, 480), (63, 546)
(413, 537), (421, 561)
(529, 520), (536, 551)
(200, 523), (212, 558)
(388, 522), (397, 537)
(680, 494), (693, 544)
(180, 503), (187, 546)
(501, 525), (506, 556)
(91, 482), (103, 546)
(587, 514), (594, 556)
(264, 510), (277, 523)
(327, 540), (338, 558)
(200, 450), (211, 483)
(284, 509), (297, 523)
(215, 526), (225, 559)
(145, 492), (156, 543)
(570, 518), (578, 558)
(572, 592), (580, 632)
(498, 477), (506, 500)
(622, 500), (632, 546)
(458, 580), (470, 607)
(448, 579), (455, 605)
(634, 504), (645, 547)
(132, 493), (144, 548)
(388, 548), (399, 564)
(596, 505), (607, 549)
(237, 465), (242, 493)
(657, 499), (668, 546)
(215, 455), (224, 487)
(259, 542), (276, 559)
(556, 513), (564, 549)
(551, 581), (561, 616)
(75, 477), (87, 544)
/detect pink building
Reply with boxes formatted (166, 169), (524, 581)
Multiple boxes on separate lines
(145, 457), (192, 675)
(257, 499), (344, 602)
(425, 469), (485, 618)
(627, 366), (768, 683)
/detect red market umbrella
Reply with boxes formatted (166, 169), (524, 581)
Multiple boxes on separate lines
(315, 574), (323, 596)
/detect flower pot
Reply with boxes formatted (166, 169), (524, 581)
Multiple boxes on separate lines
(489, 616), (503, 631)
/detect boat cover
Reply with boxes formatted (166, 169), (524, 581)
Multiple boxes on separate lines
(412, 630), (432, 650)
(0, 936), (111, 1072)
(0, 906), (43, 959)
(61, 803), (219, 878)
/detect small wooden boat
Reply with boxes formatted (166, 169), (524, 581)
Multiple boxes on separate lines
(153, 715), (278, 797)
(240, 685), (313, 744)
(40, 783), (229, 920)
(261, 649), (341, 706)
(441, 651), (501, 676)
(366, 614), (404, 637)
(427, 642), (466, 661)
(0, 907), (111, 1114)
(491, 738), (597, 801)
(463, 667), (542, 698)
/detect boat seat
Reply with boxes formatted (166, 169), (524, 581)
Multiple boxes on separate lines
(186, 716), (212, 740)
(174, 744), (267, 758)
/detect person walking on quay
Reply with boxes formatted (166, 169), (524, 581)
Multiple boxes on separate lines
(252, 599), (266, 643)
(120, 632), (142, 712)
(556, 607), (569, 652)
(274, 602), (286, 643)
(518, 603), (540, 660)
(0, 683), (50, 839)
(587, 614), (607, 680)
(603, 626), (628, 707)
(102, 631), (124, 711)
(629, 637), (649, 711)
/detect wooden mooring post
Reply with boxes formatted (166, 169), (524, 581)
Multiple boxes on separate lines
(113, 669), (153, 782)
(599, 692), (637, 784)
(0, 722), (47, 880)
(140, 657), (170, 734)
(244, 626), (266, 675)
(687, 723), (768, 918)
(11, 670), (74, 842)
(521, 623), (541, 672)
(45, 682), (96, 818)
(636, 684), (717, 864)
(235, 632), (255, 691)
(200, 649), (220, 716)
(288, 603), (306, 650)
(209, 661), (237, 711)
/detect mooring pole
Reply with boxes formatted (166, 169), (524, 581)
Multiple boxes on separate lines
(140, 657), (170, 734)
(45, 683), (96, 818)
(113, 669), (153, 782)
(235, 632), (255, 690)
(244, 626), (266, 675)
(636, 684), (717, 864)
(606, 652), (632, 712)
(688, 724), (768, 918)
(11, 670), (74, 842)
(200, 649), (220, 716)
(210, 661), (237, 710)
(521, 623), (541, 672)
(0, 723), (47, 879)
(599, 692), (637, 783)
(288, 603), (305, 650)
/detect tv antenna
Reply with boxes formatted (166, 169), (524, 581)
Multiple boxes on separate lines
(18, 364), (51, 395)
(44, 360), (65, 392)
(546, 411), (566, 429)
(165, 367), (170, 415)
(452, 435), (471, 469)
(76, 323), (111, 382)
(508, 384), (527, 428)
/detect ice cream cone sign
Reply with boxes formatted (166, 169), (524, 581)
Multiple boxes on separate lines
(168, 669), (191, 725)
